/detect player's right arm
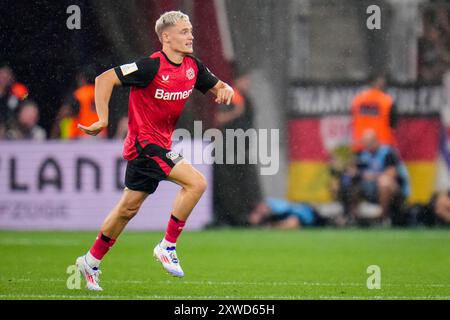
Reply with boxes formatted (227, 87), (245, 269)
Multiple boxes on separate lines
(77, 69), (121, 136)
(78, 58), (159, 136)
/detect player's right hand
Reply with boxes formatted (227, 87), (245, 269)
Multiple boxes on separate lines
(78, 121), (107, 136)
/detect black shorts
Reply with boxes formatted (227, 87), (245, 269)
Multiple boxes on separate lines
(124, 140), (183, 194)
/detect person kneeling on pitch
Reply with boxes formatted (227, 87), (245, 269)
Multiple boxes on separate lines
(74, 11), (234, 291)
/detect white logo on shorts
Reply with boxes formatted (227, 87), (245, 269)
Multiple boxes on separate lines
(166, 151), (180, 161)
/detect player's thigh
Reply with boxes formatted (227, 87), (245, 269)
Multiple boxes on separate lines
(167, 159), (206, 190)
(118, 187), (149, 210)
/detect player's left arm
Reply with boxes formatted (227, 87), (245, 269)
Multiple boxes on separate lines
(209, 80), (234, 105)
(193, 56), (234, 105)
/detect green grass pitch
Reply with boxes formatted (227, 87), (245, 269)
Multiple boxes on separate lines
(1, 229), (450, 300)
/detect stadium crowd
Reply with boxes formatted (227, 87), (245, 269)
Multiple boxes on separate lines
(0, 64), (123, 142)
(2, 57), (450, 230)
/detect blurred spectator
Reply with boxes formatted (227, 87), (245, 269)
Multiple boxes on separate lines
(337, 129), (410, 225)
(248, 198), (327, 229)
(5, 100), (46, 141)
(50, 97), (79, 139)
(329, 145), (354, 197)
(0, 64), (29, 138)
(211, 68), (262, 227)
(418, 4), (450, 82)
(351, 73), (397, 151)
(72, 69), (107, 139)
(50, 69), (108, 140)
(328, 145), (356, 226)
(114, 116), (128, 140)
(424, 190), (450, 225)
(401, 190), (450, 227)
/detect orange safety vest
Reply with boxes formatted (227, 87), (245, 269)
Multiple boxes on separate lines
(11, 82), (29, 100)
(351, 88), (395, 151)
(73, 84), (107, 138)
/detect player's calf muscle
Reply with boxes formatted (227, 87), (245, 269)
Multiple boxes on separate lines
(101, 191), (147, 236)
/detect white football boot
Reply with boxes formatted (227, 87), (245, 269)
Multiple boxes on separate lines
(153, 243), (185, 277)
(76, 256), (103, 291)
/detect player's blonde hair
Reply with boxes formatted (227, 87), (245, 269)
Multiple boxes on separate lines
(155, 11), (190, 42)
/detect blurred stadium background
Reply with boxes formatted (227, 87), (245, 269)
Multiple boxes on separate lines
(1, 0), (450, 299)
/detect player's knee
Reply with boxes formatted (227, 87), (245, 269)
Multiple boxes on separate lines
(197, 174), (208, 194)
(190, 174), (207, 195)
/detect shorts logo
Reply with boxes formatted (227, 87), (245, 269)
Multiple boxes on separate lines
(186, 67), (195, 80)
(166, 151), (180, 161)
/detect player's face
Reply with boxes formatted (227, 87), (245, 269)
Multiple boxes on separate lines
(166, 20), (194, 54)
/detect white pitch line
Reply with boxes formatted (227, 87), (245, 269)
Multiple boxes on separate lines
(163, 280), (450, 288)
(0, 238), (81, 246)
(318, 295), (450, 300)
(3, 278), (450, 288)
(0, 294), (306, 299)
(165, 280), (364, 287)
(1, 294), (450, 300)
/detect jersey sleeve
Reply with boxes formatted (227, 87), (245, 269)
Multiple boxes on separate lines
(114, 57), (160, 88)
(193, 57), (219, 94)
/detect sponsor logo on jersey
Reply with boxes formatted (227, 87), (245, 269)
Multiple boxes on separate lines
(162, 75), (170, 82)
(186, 67), (195, 80)
(155, 88), (193, 100)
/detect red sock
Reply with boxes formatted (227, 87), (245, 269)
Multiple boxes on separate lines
(89, 232), (116, 260)
(164, 214), (186, 243)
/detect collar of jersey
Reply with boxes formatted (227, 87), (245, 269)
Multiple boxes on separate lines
(160, 51), (182, 67)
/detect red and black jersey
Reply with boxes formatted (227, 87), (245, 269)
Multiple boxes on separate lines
(114, 51), (218, 160)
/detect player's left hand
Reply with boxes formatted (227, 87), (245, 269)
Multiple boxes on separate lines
(215, 86), (234, 105)
(78, 121), (107, 136)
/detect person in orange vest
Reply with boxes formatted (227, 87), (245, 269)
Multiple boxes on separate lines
(51, 70), (108, 140)
(73, 70), (108, 139)
(351, 73), (398, 151)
